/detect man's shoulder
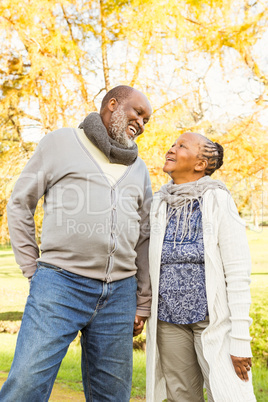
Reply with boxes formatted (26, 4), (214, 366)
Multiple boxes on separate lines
(37, 128), (76, 149)
(135, 156), (149, 170)
(42, 127), (74, 140)
(132, 157), (151, 181)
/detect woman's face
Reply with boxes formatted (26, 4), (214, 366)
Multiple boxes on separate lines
(163, 132), (205, 183)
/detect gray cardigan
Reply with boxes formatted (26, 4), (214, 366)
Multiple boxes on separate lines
(7, 128), (152, 316)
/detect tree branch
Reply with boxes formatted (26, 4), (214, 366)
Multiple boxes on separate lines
(99, 0), (111, 92)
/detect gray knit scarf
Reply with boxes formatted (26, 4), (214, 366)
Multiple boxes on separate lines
(78, 112), (138, 165)
(158, 175), (229, 244)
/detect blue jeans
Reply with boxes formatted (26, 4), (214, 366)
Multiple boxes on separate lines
(0, 263), (137, 402)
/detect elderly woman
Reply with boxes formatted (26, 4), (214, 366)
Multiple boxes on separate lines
(146, 132), (255, 402)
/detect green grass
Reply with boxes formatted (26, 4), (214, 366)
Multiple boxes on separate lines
(0, 227), (268, 400)
(0, 333), (17, 371)
(248, 229), (268, 370)
(252, 367), (268, 402)
(247, 227), (268, 274)
(0, 249), (28, 314)
(55, 339), (83, 392)
(131, 350), (146, 398)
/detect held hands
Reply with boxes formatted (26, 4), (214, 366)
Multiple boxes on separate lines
(231, 355), (252, 382)
(133, 315), (146, 337)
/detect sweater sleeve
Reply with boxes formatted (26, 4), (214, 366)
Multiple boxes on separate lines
(217, 191), (253, 358)
(7, 137), (49, 279)
(134, 166), (153, 317)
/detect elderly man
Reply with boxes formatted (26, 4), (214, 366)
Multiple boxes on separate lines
(0, 86), (152, 402)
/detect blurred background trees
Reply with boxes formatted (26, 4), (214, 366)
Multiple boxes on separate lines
(1, 0), (268, 243)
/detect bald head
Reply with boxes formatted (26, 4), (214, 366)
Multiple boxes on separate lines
(100, 85), (135, 112)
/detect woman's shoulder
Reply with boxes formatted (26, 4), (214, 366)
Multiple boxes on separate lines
(204, 188), (232, 214)
(204, 187), (246, 226)
(204, 186), (231, 203)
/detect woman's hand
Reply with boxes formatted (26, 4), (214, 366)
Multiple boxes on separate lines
(231, 355), (252, 382)
(133, 315), (146, 336)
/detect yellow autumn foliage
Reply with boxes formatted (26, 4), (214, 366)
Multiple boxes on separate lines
(1, 0), (268, 242)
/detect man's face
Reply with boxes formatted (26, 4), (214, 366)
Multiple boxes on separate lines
(108, 91), (152, 147)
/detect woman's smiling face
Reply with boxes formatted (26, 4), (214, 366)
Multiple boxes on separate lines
(163, 132), (206, 184)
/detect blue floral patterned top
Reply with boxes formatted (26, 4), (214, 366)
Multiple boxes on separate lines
(158, 201), (208, 324)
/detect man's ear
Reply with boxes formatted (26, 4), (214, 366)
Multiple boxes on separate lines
(107, 98), (118, 112)
(195, 159), (208, 172)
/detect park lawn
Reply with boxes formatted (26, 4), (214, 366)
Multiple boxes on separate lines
(0, 248), (28, 315)
(247, 227), (268, 274)
(0, 227), (268, 400)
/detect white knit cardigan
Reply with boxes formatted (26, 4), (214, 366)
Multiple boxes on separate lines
(146, 189), (256, 402)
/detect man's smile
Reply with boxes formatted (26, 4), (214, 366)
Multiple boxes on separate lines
(127, 123), (140, 138)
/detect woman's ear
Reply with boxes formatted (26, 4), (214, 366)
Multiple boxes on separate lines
(107, 98), (118, 112)
(195, 159), (208, 172)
